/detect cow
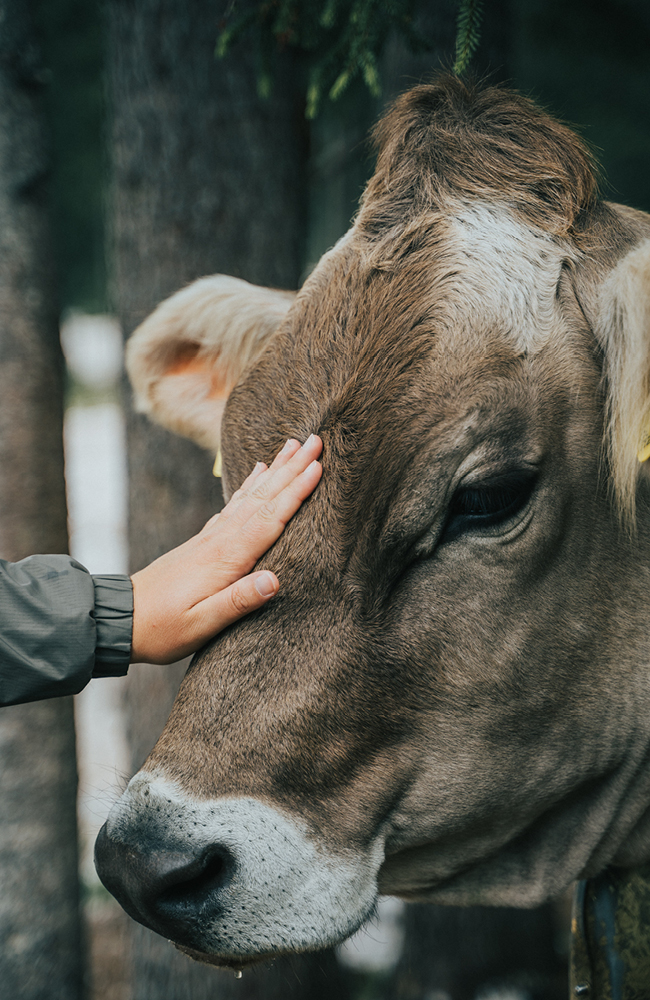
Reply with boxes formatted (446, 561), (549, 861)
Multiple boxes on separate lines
(95, 76), (650, 970)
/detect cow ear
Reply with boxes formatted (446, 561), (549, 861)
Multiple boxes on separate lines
(590, 238), (650, 523)
(125, 275), (295, 451)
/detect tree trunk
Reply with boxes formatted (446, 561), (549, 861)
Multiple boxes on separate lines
(0, 4), (82, 999)
(106, 1), (351, 996)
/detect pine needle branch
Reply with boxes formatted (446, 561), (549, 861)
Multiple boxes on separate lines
(453, 0), (483, 75)
(216, 0), (461, 116)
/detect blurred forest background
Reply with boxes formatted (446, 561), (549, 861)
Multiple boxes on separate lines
(39, 0), (650, 315)
(1, 1), (649, 1000)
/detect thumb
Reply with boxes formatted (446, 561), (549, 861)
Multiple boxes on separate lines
(192, 570), (280, 641)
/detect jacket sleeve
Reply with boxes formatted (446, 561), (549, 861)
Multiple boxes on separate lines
(0, 554), (133, 707)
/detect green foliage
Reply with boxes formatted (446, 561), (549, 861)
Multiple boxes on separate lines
(453, 0), (483, 75)
(217, 0), (474, 118)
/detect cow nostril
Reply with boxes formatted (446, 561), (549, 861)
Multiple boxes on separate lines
(95, 823), (237, 938)
(157, 845), (234, 910)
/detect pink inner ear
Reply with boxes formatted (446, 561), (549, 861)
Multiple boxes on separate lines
(163, 344), (230, 400)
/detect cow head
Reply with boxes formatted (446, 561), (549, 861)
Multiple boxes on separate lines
(95, 78), (650, 967)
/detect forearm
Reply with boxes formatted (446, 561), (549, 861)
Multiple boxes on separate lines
(0, 555), (133, 707)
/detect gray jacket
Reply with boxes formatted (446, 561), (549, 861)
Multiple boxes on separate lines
(0, 554), (132, 707)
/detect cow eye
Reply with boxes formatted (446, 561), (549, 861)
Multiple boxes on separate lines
(443, 474), (536, 541)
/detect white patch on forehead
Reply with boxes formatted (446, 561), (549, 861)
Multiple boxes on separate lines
(105, 771), (383, 960)
(448, 202), (570, 352)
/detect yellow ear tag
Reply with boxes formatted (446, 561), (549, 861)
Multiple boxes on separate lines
(212, 449), (222, 478)
(639, 429), (650, 465)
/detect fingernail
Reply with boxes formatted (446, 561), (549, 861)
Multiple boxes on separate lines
(255, 572), (278, 598)
(302, 433), (316, 449)
(281, 439), (296, 454)
(252, 461), (265, 473)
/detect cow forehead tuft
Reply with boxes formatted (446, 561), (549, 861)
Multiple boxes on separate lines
(362, 74), (598, 243)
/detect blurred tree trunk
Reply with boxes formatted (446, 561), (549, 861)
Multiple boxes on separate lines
(0, 3), (82, 1000)
(106, 1), (351, 997)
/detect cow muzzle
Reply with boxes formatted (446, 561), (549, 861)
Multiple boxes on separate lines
(94, 772), (383, 964)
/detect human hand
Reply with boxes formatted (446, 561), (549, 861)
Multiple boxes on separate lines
(129, 435), (323, 663)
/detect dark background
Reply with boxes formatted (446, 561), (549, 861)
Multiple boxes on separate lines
(35, 0), (650, 313)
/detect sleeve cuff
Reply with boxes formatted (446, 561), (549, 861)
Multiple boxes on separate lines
(92, 575), (133, 677)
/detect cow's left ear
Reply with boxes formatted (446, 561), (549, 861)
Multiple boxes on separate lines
(589, 238), (650, 522)
(126, 275), (295, 451)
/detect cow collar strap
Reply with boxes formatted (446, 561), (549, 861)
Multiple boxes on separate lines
(571, 866), (650, 998)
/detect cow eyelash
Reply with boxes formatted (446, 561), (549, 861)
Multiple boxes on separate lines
(443, 474), (536, 539)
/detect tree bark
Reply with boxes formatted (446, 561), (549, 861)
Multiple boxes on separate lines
(0, 4), (82, 999)
(106, 1), (352, 996)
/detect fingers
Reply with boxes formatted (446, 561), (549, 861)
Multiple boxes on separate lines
(255, 459), (323, 528)
(130, 435), (323, 663)
(203, 459), (270, 532)
(271, 433), (322, 479)
(216, 440), (322, 563)
(203, 439), (302, 531)
(216, 440), (301, 520)
(235, 439), (302, 499)
(245, 435), (321, 504)
(228, 435), (322, 523)
(266, 437), (303, 471)
(240, 460), (268, 490)
(212, 435), (322, 535)
(207, 462), (320, 577)
(221, 459), (270, 512)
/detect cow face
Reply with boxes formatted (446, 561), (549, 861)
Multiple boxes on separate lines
(95, 79), (650, 967)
